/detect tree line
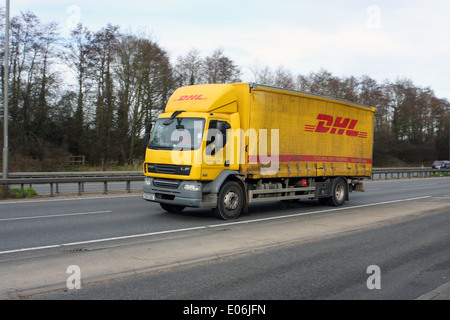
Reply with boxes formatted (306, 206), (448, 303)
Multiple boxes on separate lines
(0, 9), (449, 170)
(0, 10), (241, 170)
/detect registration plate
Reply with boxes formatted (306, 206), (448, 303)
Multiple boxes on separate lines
(143, 193), (155, 201)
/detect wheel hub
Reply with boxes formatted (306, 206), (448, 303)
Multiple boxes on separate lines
(223, 191), (239, 210)
(335, 184), (345, 201)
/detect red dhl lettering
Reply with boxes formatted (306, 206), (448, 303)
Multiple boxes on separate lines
(175, 95), (208, 101)
(305, 114), (368, 139)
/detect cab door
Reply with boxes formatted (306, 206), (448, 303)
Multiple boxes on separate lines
(201, 119), (231, 180)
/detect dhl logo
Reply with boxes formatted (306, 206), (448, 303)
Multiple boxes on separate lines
(175, 95), (208, 101)
(305, 114), (368, 139)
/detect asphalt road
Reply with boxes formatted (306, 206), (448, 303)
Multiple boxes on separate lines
(1, 178), (448, 255)
(0, 177), (449, 301)
(33, 208), (450, 300)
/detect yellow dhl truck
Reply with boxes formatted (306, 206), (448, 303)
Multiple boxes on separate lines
(143, 83), (375, 220)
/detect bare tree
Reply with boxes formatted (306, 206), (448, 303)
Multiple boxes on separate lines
(115, 32), (174, 164)
(62, 23), (94, 156)
(249, 62), (274, 85)
(250, 63), (296, 90)
(4, 11), (61, 160)
(273, 66), (296, 90)
(90, 24), (120, 168)
(174, 48), (203, 87)
(202, 48), (241, 84)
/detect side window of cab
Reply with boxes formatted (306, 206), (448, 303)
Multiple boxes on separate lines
(206, 120), (231, 156)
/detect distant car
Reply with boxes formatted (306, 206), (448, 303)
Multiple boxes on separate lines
(432, 160), (450, 169)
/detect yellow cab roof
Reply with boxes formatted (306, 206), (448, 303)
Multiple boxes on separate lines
(165, 83), (243, 113)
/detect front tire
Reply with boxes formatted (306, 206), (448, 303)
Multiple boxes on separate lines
(213, 181), (244, 220)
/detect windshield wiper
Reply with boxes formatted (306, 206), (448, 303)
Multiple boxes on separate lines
(163, 110), (185, 126)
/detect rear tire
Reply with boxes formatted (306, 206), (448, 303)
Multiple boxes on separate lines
(327, 178), (347, 207)
(160, 203), (185, 213)
(213, 181), (244, 220)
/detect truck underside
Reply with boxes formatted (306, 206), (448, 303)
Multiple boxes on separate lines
(144, 174), (366, 220)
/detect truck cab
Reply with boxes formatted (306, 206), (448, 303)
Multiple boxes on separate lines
(143, 84), (245, 219)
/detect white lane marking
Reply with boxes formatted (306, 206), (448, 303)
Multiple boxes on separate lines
(0, 194), (142, 205)
(0, 211), (112, 222)
(403, 184), (438, 188)
(0, 196), (432, 255)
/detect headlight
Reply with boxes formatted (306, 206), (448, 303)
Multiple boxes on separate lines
(183, 184), (201, 191)
(144, 178), (152, 186)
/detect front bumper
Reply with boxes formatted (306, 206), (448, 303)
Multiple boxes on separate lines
(142, 177), (216, 208)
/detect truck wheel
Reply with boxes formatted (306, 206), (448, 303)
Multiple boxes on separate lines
(160, 203), (185, 213)
(213, 181), (244, 220)
(327, 178), (347, 207)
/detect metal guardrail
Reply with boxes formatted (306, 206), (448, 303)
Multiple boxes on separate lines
(0, 171), (145, 197)
(4, 171), (143, 178)
(0, 168), (449, 198)
(371, 168), (450, 180)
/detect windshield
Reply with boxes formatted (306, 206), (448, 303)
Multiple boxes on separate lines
(148, 117), (205, 150)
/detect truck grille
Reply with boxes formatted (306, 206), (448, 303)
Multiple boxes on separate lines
(154, 164), (177, 174)
(153, 179), (181, 189)
(146, 163), (191, 176)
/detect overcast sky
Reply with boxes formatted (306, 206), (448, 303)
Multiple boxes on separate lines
(8, 0), (450, 99)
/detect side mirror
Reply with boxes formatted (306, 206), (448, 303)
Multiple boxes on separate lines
(145, 122), (152, 134)
(144, 122), (152, 147)
(216, 122), (231, 132)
